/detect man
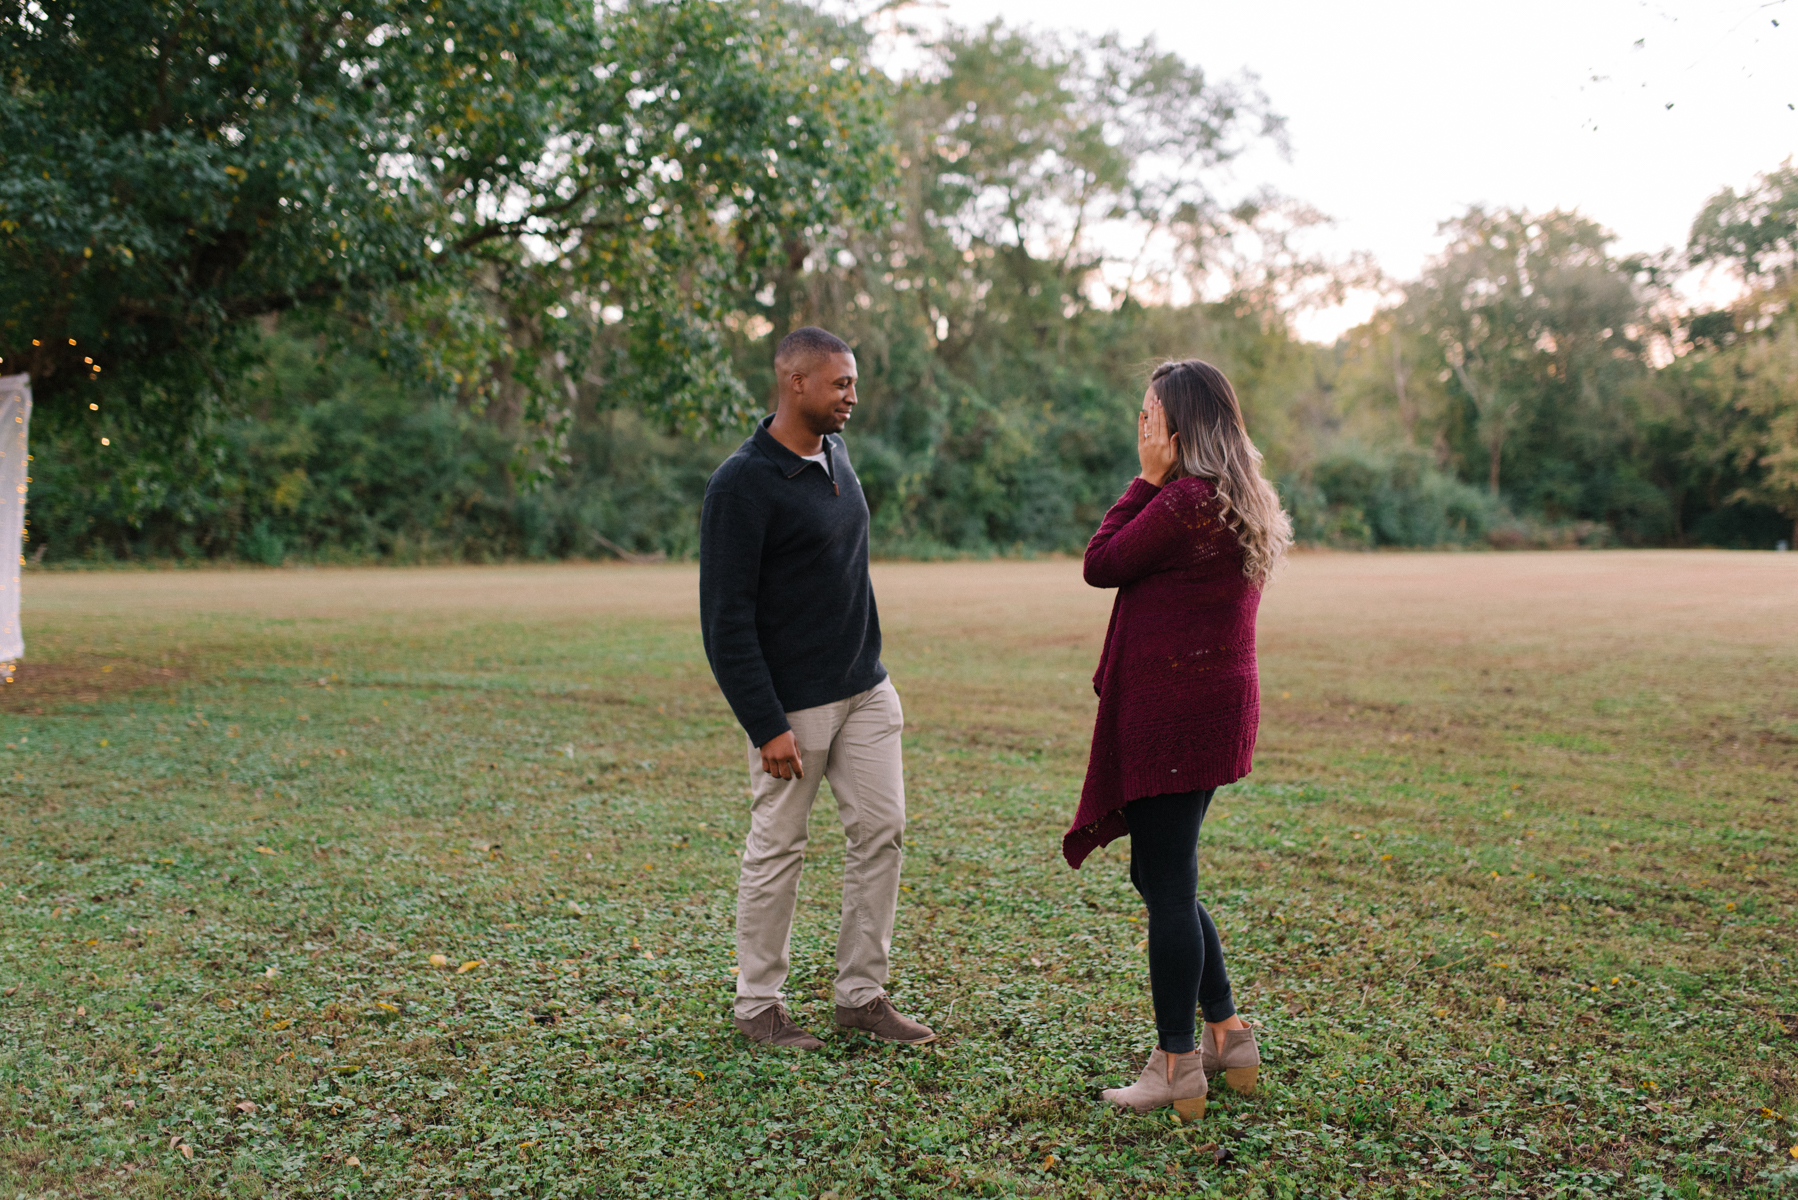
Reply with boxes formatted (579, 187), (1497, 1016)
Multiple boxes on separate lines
(699, 326), (935, 1050)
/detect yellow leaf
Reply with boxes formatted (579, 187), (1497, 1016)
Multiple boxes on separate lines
(457, 960), (481, 974)
(376, 1001), (399, 1012)
(428, 954), (449, 968)
(1043, 1153), (1056, 1168)
(271, 1019), (292, 1031)
(1789, 1144), (1798, 1159)
(254, 846), (275, 856)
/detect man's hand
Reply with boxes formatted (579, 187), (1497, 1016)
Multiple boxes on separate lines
(759, 731), (804, 781)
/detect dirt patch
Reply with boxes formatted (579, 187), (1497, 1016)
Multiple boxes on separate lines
(0, 658), (187, 713)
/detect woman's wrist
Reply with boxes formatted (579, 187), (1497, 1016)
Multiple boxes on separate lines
(1135, 472), (1169, 489)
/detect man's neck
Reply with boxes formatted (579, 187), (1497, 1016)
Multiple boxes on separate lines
(767, 409), (824, 458)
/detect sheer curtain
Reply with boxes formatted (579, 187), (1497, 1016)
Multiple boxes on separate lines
(0, 373), (30, 664)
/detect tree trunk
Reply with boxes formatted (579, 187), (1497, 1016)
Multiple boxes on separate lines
(1391, 340), (1415, 442)
(767, 235), (811, 409)
(1488, 433), (1502, 496)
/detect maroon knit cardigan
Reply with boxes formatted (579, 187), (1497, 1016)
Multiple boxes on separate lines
(1062, 476), (1262, 869)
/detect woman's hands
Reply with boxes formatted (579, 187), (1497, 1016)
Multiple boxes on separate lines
(1137, 389), (1179, 487)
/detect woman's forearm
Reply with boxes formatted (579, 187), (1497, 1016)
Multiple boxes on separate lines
(1083, 478), (1174, 588)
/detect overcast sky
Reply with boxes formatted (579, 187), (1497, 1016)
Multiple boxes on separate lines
(894, 0), (1795, 341)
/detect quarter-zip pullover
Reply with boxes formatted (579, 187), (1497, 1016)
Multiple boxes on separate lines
(699, 415), (886, 747)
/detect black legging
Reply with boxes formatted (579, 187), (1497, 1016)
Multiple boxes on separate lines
(1123, 788), (1236, 1054)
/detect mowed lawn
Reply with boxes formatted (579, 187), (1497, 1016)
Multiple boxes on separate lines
(1, 552), (1795, 1200)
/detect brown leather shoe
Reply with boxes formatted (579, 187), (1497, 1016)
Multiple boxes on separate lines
(835, 995), (937, 1044)
(732, 1004), (824, 1050)
(1102, 1048), (1208, 1121)
(1200, 1025), (1260, 1094)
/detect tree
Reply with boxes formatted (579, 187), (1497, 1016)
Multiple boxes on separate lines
(1727, 321), (1798, 545)
(1677, 165), (1798, 546)
(1403, 209), (1649, 516)
(1688, 158), (1798, 289)
(0, 0), (893, 451)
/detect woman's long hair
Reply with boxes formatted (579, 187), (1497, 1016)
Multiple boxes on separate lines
(1150, 359), (1293, 586)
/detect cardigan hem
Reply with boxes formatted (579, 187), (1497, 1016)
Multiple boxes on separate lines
(1061, 764), (1250, 870)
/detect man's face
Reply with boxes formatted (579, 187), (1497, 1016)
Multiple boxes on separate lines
(787, 351), (858, 434)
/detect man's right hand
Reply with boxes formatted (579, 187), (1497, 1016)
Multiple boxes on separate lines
(759, 731), (804, 781)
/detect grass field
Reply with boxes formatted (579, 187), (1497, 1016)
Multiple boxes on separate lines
(1, 551), (1795, 1199)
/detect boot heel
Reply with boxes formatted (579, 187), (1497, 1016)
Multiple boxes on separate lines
(1172, 1096), (1207, 1122)
(1225, 1065), (1259, 1094)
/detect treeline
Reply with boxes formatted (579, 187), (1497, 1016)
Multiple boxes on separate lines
(8, 5), (1796, 562)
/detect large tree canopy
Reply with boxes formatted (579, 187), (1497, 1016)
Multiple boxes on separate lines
(0, 0), (892, 436)
(1688, 158), (1798, 289)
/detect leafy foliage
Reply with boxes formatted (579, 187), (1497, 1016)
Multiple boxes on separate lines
(9, 9), (1798, 557)
(0, 0), (893, 454)
(29, 328), (731, 562)
(1689, 158), (1798, 287)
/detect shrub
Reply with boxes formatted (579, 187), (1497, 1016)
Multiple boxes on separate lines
(1288, 446), (1500, 547)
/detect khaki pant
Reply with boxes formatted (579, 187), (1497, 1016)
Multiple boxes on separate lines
(735, 678), (906, 1019)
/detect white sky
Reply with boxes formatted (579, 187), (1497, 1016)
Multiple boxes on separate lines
(898, 0), (1797, 341)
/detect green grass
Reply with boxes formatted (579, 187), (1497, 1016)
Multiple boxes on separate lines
(1, 555), (1794, 1199)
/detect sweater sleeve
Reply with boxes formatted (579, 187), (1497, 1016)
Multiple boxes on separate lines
(1083, 477), (1188, 589)
(699, 487), (791, 747)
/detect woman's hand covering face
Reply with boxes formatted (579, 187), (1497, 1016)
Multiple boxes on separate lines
(1137, 389), (1179, 487)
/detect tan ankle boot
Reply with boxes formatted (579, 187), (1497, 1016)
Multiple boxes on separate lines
(1201, 1026), (1260, 1094)
(1100, 1048), (1207, 1121)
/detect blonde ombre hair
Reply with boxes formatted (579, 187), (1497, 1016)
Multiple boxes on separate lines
(1150, 359), (1293, 586)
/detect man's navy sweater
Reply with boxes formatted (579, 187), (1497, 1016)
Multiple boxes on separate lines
(699, 416), (886, 747)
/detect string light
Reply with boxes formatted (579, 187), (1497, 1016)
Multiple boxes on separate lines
(89, 403), (98, 411)
(100, 438), (110, 446)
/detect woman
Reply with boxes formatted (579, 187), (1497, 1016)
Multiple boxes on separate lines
(1064, 359), (1292, 1122)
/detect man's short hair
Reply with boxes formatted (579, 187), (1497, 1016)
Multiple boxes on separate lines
(775, 326), (852, 374)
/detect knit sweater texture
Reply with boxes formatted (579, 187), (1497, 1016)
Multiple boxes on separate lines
(699, 416), (886, 748)
(1063, 476), (1262, 869)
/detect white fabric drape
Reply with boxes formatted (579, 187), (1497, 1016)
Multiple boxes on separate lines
(0, 373), (30, 663)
